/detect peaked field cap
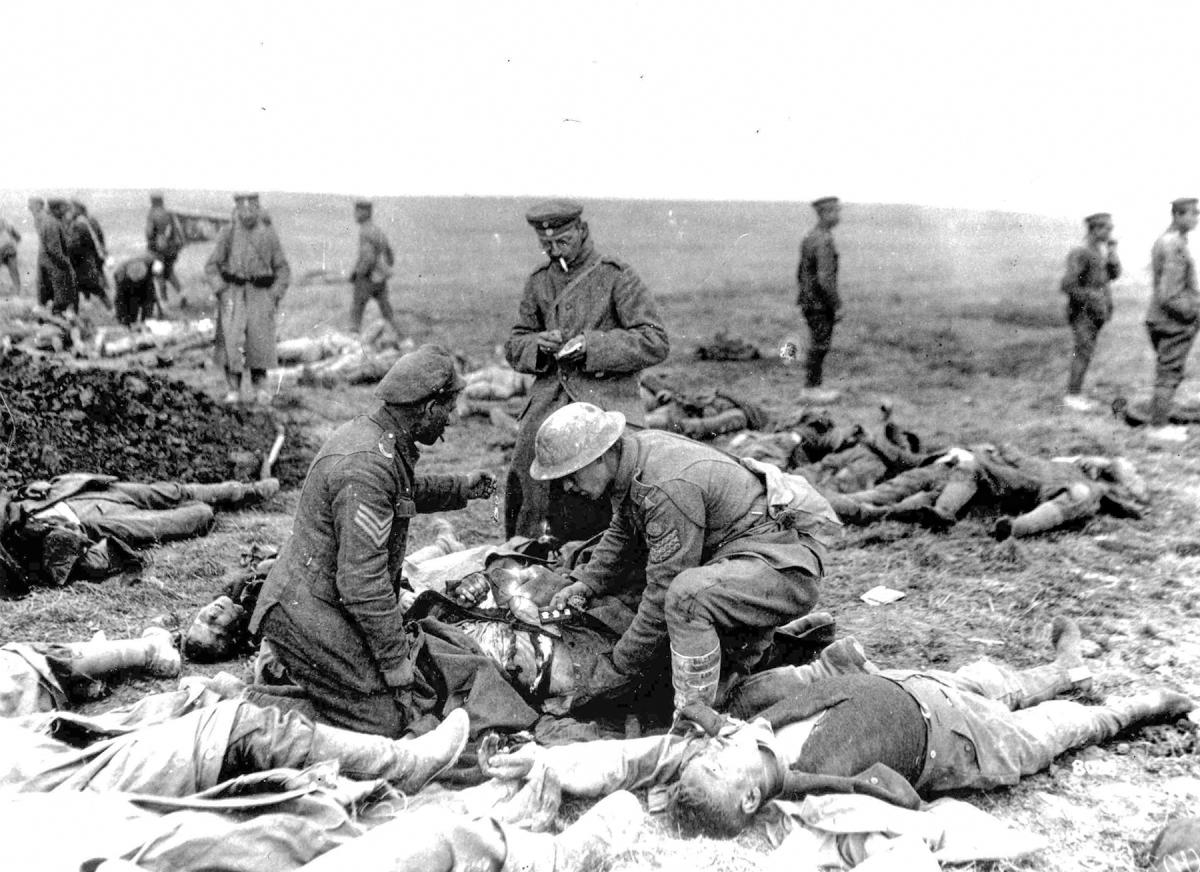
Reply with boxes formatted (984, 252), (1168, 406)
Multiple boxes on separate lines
(374, 343), (466, 404)
(354, 198), (373, 209)
(233, 192), (260, 203)
(811, 196), (840, 210)
(1172, 197), (1199, 211)
(149, 190), (165, 202)
(525, 199), (584, 230)
(1084, 212), (1112, 225)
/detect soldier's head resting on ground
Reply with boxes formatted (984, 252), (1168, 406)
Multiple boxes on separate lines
(375, 343), (467, 444)
(183, 595), (246, 661)
(670, 723), (768, 838)
(526, 199), (588, 267)
(811, 196), (841, 228)
(530, 402), (626, 499)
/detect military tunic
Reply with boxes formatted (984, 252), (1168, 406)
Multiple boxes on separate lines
(146, 205), (184, 280)
(574, 430), (823, 679)
(205, 219), (291, 372)
(1061, 242), (1120, 393)
(1147, 227), (1200, 395)
(35, 213), (75, 314)
(504, 241), (669, 539)
(250, 407), (468, 736)
(796, 225), (840, 387)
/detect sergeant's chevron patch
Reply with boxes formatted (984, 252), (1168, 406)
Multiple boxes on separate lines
(354, 504), (392, 548)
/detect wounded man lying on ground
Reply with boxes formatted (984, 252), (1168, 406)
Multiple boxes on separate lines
(481, 618), (1193, 855)
(1, 684), (642, 872)
(821, 443), (1147, 539)
(0, 473), (280, 598)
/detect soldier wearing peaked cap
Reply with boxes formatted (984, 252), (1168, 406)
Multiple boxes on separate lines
(146, 190), (186, 306)
(205, 191), (291, 406)
(1144, 198), (1200, 440)
(349, 197), (404, 339)
(1060, 211), (1120, 411)
(504, 198), (670, 542)
(796, 196), (842, 390)
(250, 344), (497, 737)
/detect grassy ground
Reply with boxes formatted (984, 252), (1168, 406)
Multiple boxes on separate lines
(2, 192), (1198, 870)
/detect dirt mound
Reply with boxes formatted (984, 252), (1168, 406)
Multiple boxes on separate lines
(0, 350), (313, 489)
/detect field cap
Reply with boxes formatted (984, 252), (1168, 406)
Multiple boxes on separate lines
(811, 196), (840, 211)
(1084, 212), (1112, 227)
(233, 192), (260, 204)
(525, 199), (584, 235)
(375, 344), (466, 404)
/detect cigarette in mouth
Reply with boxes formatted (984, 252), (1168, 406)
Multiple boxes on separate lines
(559, 257), (568, 272)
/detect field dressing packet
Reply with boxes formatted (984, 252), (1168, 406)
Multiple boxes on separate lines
(740, 456), (842, 548)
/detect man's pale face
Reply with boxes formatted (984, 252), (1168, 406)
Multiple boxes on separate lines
(562, 455), (613, 500)
(1090, 219), (1113, 242)
(1183, 207), (1200, 233)
(237, 202), (261, 229)
(354, 206), (371, 225)
(539, 222), (586, 265)
(819, 204), (841, 228)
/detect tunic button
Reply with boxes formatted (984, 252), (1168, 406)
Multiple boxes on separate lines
(930, 750), (937, 759)
(870, 777), (879, 784)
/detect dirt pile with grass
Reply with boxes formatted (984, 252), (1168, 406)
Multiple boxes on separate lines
(0, 350), (312, 489)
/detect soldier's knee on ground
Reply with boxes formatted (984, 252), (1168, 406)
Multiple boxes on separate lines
(664, 566), (716, 627)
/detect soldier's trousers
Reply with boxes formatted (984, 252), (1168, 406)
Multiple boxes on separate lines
(217, 284), (279, 373)
(645, 555), (818, 674)
(801, 303), (836, 387)
(1067, 304), (1107, 394)
(1147, 320), (1200, 424)
(68, 481), (263, 546)
(350, 278), (403, 336)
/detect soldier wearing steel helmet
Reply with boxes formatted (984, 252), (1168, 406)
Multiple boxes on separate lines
(504, 199), (669, 542)
(535, 402), (834, 714)
(250, 345), (497, 737)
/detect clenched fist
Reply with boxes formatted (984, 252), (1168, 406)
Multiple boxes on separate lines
(466, 470), (497, 499)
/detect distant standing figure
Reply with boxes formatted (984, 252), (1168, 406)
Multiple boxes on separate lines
(350, 198), (403, 338)
(1145, 197), (1200, 441)
(145, 190), (186, 305)
(503, 199), (670, 541)
(37, 199), (77, 315)
(1061, 212), (1120, 410)
(112, 253), (161, 327)
(65, 201), (110, 310)
(0, 216), (21, 294)
(796, 196), (841, 389)
(204, 192), (291, 406)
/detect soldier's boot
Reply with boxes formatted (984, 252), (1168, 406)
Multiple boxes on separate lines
(184, 480), (278, 508)
(917, 473), (976, 531)
(670, 642), (721, 713)
(882, 490), (936, 522)
(1002, 617), (1093, 707)
(1106, 690), (1195, 731)
(679, 409), (750, 440)
(307, 707), (469, 792)
(726, 637), (876, 718)
(223, 370), (243, 405)
(60, 627), (182, 681)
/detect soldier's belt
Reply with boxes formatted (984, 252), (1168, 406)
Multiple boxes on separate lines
(221, 271), (275, 289)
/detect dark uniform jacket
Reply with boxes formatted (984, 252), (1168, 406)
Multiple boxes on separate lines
(353, 221), (394, 282)
(1148, 228), (1199, 327)
(249, 407), (468, 694)
(146, 206), (184, 260)
(796, 226), (839, 312)
(1062, 243), (1120, 322)
(576, 430), (826, 674)
(504, 242), (669, 425)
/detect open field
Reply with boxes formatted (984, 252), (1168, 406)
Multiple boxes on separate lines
(2, 192), (1199, 870)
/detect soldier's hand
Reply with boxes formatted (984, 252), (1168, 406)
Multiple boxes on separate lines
(479, 735), (542, 780)
(452, 571), (492, 606)
(466, 470), (497, 500)
(549, 580), (591, 611)
(556, 334), (586, 362)
(536, 330), (564, 353)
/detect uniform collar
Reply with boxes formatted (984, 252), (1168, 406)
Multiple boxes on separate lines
(609, 433), (639, 509)
(370, 406), (420, 464)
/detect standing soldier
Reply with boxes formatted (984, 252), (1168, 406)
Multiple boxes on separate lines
(504, 199), (669, 541)
(1145, 197), (1200, 442)
(1061, 212), (1120, 411)
(350, 198), (404, 338)
(0, 215), (21, 295)
(796, 196), (841, 393)
(65, 201), (111, 310)
(145, 191), (186, 306)
(37, 199), (77, 316)
(205, 192), (291, 406)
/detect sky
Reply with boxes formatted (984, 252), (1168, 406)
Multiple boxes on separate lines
(8, 1), (1200, 223)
